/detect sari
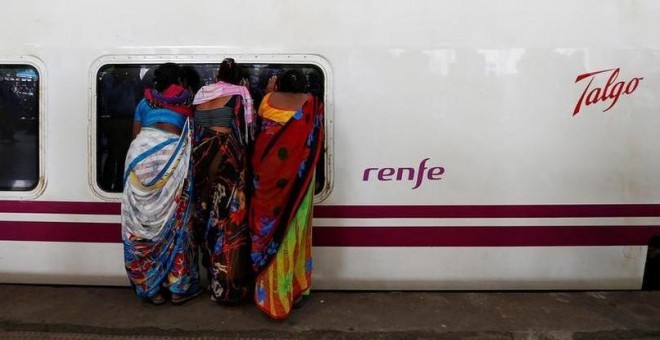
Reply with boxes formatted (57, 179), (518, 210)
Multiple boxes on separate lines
(192, 82), (254, 304)
(121, 86), (200, 300)
(249, 93), (324, 319)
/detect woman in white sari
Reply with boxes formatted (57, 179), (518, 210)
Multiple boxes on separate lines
(122, 63), (202, 305)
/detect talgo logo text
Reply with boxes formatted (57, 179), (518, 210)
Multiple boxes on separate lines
(573, 68), (643, 116)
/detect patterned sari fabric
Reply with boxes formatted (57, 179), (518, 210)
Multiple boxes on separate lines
(192, 95), (252, 304)
(250, 93), (324, 319)
(121, 119), (201, 299)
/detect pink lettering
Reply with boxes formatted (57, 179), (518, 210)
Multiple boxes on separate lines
(396, 167), (414, 180)
(363, 159), (445, 189)
(378, 168), (395, 181)
(412, 158), (430, 189)
(427, 167), (445, 180)
(362, 168), (378, 181)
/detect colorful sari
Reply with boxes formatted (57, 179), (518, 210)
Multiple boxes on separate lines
(121, 118), (201, 300)
(192, 84), (254, 304)
(250, 93), (324, 319)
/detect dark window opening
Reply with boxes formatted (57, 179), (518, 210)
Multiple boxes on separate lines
(0, 65), (39, 191)
(96, 62), (327, 196)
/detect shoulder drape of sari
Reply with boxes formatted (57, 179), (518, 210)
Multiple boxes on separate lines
(249, 94), (324, 319)
(193, 81), (255, 143)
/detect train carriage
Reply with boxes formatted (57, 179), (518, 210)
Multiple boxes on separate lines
(1, 0), (659, 289)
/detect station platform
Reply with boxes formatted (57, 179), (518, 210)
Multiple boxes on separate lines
(1, 284), (659, 339)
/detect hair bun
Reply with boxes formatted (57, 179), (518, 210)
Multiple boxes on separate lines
(223, 58), (235, 69)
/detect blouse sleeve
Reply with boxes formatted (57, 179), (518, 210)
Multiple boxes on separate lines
(133, 99), (146, 124)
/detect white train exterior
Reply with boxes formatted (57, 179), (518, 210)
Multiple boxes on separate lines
(0, 0), (659, 289)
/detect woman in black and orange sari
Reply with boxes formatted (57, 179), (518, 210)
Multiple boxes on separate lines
(249, 69), (324, 319)
(191, 59), (255, 304)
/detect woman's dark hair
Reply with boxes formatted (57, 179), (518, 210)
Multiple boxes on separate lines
(152, 63), (182, 92)
(217, 58), (244, 85)
(277, 69), (307, 93)
(181, 66), (202, 93)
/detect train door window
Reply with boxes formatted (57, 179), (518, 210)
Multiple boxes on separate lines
(0, 65), (39, 191)
(95, 60), (331, 200)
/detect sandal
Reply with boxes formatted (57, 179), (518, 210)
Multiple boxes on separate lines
(171, 289), (203, 305)
(293, 295), (310, 309)
(148, 293), (166, 305)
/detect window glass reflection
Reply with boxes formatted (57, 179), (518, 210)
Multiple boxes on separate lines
(96, 63), (326, 195)
(0, 66), (39, 191)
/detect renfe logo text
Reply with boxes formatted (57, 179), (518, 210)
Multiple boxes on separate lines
(363, 158), (445, 189)
(573, 68), (643, 116)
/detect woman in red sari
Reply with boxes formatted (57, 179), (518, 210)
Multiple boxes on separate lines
(249, 70), (324, 319)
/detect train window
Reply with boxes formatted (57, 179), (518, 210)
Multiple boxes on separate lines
(0, 65), (39, 191)
(95, 61), (330, 199)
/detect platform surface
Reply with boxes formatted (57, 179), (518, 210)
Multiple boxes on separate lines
(1, 285), (659, 339)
